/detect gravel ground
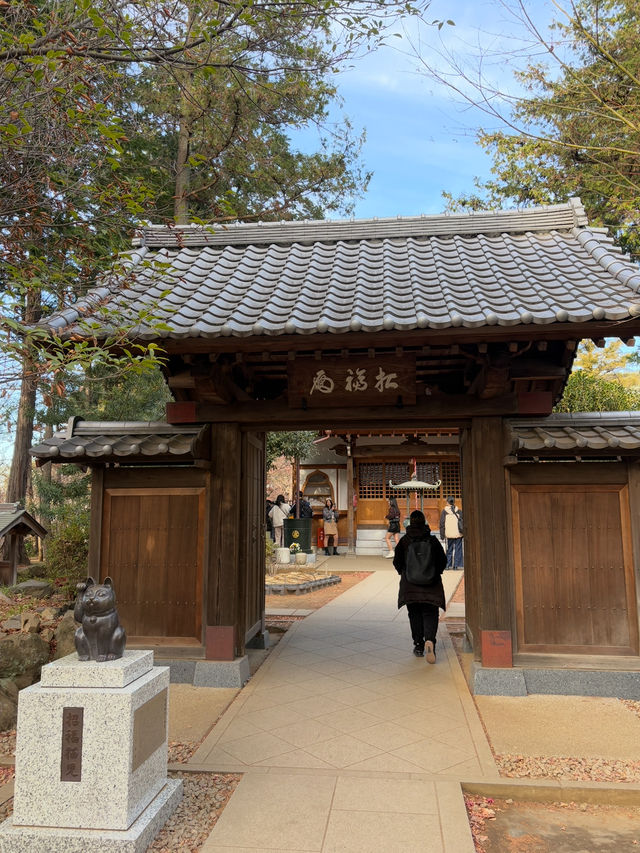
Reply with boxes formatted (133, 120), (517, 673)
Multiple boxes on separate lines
(148, 772), (241, 852)
(495, 754), (640, 783)
(0, 731), (15, 758)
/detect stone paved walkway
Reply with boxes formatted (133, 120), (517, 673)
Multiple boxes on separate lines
(188, 571), (497, 852)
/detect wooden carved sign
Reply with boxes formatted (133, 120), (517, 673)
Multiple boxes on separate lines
(288, 356), (416, 408)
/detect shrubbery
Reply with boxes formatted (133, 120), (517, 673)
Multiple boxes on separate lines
(45, 505), (90, 595)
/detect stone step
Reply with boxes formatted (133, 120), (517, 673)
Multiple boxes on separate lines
(355, 545), (391, 556)
(355, 528), (387, 541)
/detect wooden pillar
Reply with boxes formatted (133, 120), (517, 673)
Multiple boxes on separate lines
(461, 417), (514, 665)
(8, 534), (18, 587)
(206, 422), (242, 660)
(626, 463), (640, 635)
(346, 435), (355, 556)
(238, 432), (267, 650)
(88, 466), (104, 579)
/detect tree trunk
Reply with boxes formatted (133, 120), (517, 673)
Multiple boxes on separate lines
(174, 114), (192, 224)
(4, 290), (41, 563)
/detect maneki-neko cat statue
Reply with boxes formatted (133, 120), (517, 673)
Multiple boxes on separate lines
(74, 576), (127, 662)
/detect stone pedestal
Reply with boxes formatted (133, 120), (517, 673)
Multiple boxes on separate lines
(0, 650), (182, 852)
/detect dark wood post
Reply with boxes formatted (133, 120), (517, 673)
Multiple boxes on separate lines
(207, 423), (242, 659)
(461, 417), (514, 665)
(8, 534), (18, 587)
(346, 434), (355, 556)
(88, 467), (104, 579)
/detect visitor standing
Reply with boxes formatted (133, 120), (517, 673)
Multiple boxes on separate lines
(322, 498), (339, 556)
(439, 495), (464, 570)
(269, 494), (291, 547)
(384, 496), (401, 558)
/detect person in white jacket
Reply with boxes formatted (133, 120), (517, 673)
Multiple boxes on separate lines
(269, 495), (291, 547)
(439, 496), (463, 570)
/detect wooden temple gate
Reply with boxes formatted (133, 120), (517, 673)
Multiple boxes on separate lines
(29, 200), (640, 689)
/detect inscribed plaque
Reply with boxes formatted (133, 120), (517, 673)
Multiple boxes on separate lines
(60, 707), (84, 782)
(288, 356), (416, 408)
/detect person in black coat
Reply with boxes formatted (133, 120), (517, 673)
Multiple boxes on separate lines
(393, 509), (447, 662)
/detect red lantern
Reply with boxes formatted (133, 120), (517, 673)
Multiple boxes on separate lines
(317, 527), (324, 548)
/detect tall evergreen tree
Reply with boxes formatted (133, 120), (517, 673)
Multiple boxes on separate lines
(2, 0), (437, 510)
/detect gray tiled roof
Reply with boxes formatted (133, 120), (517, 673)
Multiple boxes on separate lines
(41, 199), (640, 340)
(510, 412), (640, 452)
(0, 503), (48, 539)
(29, 419), (208, 463)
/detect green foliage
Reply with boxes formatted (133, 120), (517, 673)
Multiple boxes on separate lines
(2, 0), (438, 512)
(440, 0), (640, 256)
(37, 365), (171, 429)
(573, 339), (632, 377)
(265, 535), (277, 567)
(554, 370), (640, 412)
(44, 503), (91, 594)
(267, 431), (317, 469)
(32, 465), (90, 527)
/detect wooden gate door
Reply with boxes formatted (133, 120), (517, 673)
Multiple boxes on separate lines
(101, 488), (205, 642)
(512, 484), (639, 655)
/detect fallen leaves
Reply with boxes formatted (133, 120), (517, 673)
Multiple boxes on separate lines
(496, 753), (640, 783)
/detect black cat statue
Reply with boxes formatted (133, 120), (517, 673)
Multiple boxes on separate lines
(74, 576), (127, 662)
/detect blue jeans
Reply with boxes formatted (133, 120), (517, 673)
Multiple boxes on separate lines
(446, 537), (463, 569)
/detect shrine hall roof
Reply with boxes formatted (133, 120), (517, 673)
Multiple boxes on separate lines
(40, 198), (640, 340)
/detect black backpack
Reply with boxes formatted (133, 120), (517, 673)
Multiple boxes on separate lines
(405, 538), (438, 585)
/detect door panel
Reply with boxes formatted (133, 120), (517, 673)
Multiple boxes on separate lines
(101, 488), (204, 640)
(512, 485), (638, 655)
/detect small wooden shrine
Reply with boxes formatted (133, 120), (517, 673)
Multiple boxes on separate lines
(0, 503), (48, 586)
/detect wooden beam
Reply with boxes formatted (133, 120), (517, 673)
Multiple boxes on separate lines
(168, 373), (196, 389)
(344, 444), (461, 458)
(167, 393), (528, 429)
(158, 318), (640, 356)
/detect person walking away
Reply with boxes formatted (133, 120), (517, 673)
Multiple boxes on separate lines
(384, 496), (402, 558)
(393, 510), (447, 662)
(269, 494), (291, 547)
(439, 495), (463, 570)
(322, 498), (339, 555)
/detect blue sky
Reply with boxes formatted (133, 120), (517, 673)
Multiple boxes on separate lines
(319, 0), (555, 219)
